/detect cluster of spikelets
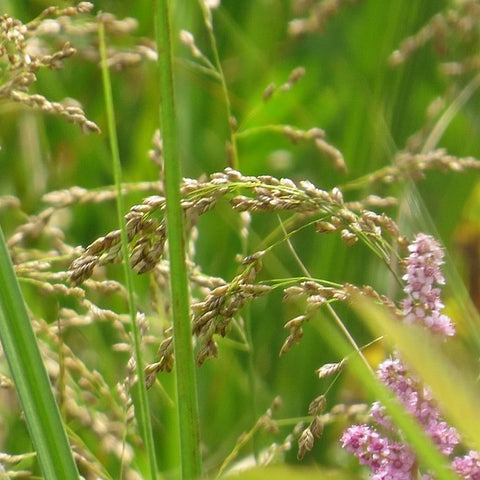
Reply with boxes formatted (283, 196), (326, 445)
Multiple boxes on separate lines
(66, 166), (408, 389)
(0, 3), (98, 133)
(288, 0), (360, 37)
(3, 193), (151, 478)
(389, 0), (480, 74)
(68, 167), (403, 284)
(0, 1), (156, 136)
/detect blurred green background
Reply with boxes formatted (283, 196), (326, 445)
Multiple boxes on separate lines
(1, 0), (480, 477)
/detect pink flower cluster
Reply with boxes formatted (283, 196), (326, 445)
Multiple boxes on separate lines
(341, 234), (480, 479)
(452, 451), (480, 479)
(370, 358), (460, 456)
(401, 233), (455, 336)
(341, 424), (417, 479)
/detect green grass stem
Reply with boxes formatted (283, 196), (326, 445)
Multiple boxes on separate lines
(98, 23), (158, 480)
(0, 225), (79, 479)
(155, 1), (202, 478)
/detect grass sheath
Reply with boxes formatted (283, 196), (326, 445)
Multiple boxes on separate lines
(98, 23), (158, 479)
(0, 225), (79, 479)
(155, 0), (203, 478)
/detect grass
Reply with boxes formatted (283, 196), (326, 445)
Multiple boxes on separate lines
(0, 225), (79, 478)
(0, 0), (480, 479)
(155, 0), (202, 477)
(99, 20), (158, 479)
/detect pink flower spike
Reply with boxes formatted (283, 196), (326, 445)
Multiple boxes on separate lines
(402, 234), (455, 337)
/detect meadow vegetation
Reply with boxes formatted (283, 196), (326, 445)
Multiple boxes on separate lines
(1, 1), (480, 479)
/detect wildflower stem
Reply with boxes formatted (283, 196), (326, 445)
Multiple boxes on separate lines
(155, 1), (202, 479)
(98, 23), (158, 479)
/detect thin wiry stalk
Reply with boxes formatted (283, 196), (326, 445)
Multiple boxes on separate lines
(155, 1), (202, 478)
(215, 398), (281, 478)
(98, 23), (158, 479)
(198, 1), (239, 169)
(0, 225), (79, 479)
(421, 72), (480, 154)
(278, 216), (375, 375)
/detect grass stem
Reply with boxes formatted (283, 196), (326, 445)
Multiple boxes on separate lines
(98, 23), (158, 480)
(155, 1), (203, 478)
